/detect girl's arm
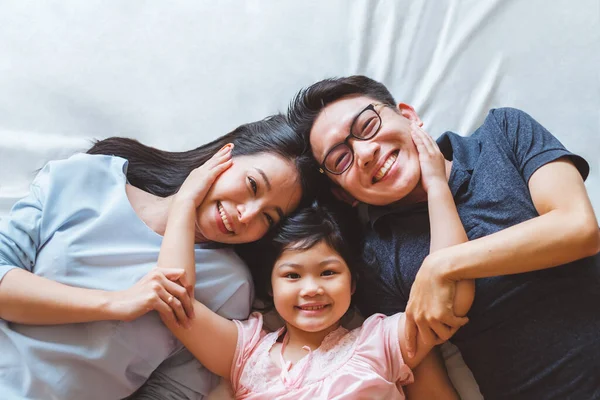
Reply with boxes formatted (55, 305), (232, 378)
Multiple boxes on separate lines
(156, 145), (238, 379)
(403, 124), (475, 353)
(395, 125), (469, 399)
(157, 144), (233, 285)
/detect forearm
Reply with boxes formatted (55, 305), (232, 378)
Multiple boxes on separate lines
(427, 184), (468, 252)
(442, 208), (600, 281)
(0, 268), (113, 324)
(162, 298), (237, 379)
(157, 199), (197, 281)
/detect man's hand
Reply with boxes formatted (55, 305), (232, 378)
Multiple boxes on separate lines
(404, 254), (468, 358)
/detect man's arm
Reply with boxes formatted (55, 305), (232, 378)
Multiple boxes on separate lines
(408, 158), (599, 351)
(436, 158), (599, 281)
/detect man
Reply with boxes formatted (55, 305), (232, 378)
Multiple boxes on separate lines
(288, 75), (600, 399)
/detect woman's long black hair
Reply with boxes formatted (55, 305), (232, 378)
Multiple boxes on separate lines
(87, 114), (324, 205)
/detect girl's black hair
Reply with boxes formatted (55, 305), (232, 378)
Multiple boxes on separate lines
(237, 198), (363, 310)
(87, 114), (325, 208)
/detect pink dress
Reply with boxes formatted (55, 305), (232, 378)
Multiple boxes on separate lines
(230, 312), (414, 399)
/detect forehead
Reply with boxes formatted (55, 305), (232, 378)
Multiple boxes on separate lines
(309, 95), (377, 159)
(277, 240), (344, 265)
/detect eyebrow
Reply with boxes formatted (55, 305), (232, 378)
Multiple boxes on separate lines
(321, 104), (370, 161)
(255, 167), (284, 220)
(277, 258), (342, 270)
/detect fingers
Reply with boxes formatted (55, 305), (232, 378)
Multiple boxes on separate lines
(149, 269), (194, 327)
(410, 123), (438, 155)
(204, 144), (234, 174)
(404, 314), (418, 358)
(163, 278), (194, 320)
(428, 320), (454, 343)
(440, 314), (469, 329)
(415, 317), (439, 346)
(157, 285), (190, 328)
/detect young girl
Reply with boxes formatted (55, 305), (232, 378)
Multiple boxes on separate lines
(158, 126), (475, 399)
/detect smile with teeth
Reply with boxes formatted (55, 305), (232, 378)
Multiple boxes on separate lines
(296, 304), (329, 311)
(373, 151), (398, 183)
(218, 202), (234, 233)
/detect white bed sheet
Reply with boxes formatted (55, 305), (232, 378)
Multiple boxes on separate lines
(1, 1), (598, 398)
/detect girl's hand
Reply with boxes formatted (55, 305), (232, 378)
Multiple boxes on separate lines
(175, 144), (234, 208)
(410, 122), (448, 194)
(108, 268), (195, 328)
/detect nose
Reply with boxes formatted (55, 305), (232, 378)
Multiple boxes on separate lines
(299, 277), (325, 297)
(237, 202), (261, 224)
(352, 139), (379, 168)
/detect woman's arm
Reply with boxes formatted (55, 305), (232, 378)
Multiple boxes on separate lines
(156, 145), (238, 379)
(0, 267), (193, 325)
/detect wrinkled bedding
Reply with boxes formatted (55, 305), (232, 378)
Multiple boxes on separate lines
(1, 1), (598, 399)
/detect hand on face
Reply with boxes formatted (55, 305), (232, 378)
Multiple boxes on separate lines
(409, 122), (448, 194)
(175, 144), (234, 208)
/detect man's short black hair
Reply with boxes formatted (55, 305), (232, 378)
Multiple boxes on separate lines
(287, 75), (396, 143)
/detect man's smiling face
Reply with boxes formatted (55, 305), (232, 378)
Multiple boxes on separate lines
(309, 95), (424, 206)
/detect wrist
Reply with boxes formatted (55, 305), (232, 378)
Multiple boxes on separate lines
(99, 291), (123, 321)
(426, 180), (451, 198)
(425, 250), (458, 282)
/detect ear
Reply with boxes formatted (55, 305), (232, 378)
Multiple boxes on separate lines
(397, 103), (423, 127)
(351, 280), (356, 296)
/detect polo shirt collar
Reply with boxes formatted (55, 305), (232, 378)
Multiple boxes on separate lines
(367, 131), (481, 226)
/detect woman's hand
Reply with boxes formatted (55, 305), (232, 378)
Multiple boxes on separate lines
(175, 144), (233, 208)
(404, 252), (468, 357)
(410, 122), (448, 194)
(107, 268), (195, 328)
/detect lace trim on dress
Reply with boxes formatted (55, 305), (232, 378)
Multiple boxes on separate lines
(238, 324), (363, 392)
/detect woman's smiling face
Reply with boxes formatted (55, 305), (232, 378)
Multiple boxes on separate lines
(195, 153), (302, 244)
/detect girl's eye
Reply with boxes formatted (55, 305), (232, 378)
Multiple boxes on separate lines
(248, 177), (257, 194)
(285, 273), (300, 279)
(321, 270), (337, 276)
(264, 213), (275, 227)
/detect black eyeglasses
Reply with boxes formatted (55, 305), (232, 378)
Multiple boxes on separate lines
(319, 103), (384, 175)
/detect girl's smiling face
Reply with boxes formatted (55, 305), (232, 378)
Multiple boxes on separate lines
(271, 240), (354, 335)
(195, 153), (302, 244)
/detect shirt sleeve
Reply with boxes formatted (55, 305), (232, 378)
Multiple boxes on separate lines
(489, 107), (589, 183)
(355, 313), (414, 386)
(0, 163), (51, 284)
(230, 312), (266, 393)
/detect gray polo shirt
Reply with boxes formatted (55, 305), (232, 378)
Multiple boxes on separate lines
(358, 108), (599, 399)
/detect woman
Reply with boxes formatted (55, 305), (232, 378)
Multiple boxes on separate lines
(0, 115), (320, 400)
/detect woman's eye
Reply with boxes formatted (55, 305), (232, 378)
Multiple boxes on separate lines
(285, 273), (300, 279)
(264, 213), (275, 227)
(322, 270), (336, 276)
(248, 177), (257, 194)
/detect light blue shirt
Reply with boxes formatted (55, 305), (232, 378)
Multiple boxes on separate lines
(0, 154), (253, 400)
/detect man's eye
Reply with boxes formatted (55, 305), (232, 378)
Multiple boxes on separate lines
(335, 151), (351, 168)
(285, 273), (300, 279)
(361, 117), (377, 137)
(248, 177), (257, 194)
(264, 213), (275, 227)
